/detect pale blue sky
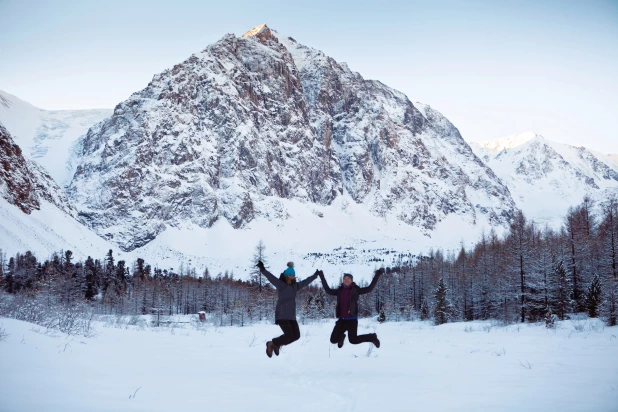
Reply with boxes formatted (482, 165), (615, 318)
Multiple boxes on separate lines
(1, 0), (617, 152)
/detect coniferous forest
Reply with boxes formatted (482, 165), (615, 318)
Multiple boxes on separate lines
(1, 195), (617, 334)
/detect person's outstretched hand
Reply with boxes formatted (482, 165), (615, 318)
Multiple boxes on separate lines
(317, 270), (324, 277)
(256, 260), (265, 270)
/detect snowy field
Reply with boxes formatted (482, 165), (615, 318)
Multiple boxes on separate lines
(1, 317), (617, 412)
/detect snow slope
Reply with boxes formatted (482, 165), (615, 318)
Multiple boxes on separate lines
(470, 132), (618, 227)
(125, 193), (500, 282)
(0, 190), (486, 283)
(0, 90), (111, 185)
(0, 196), (119, 261)
(0, 317), (616, 411)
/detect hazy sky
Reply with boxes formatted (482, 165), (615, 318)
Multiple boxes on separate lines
(1, 0), (617, 152)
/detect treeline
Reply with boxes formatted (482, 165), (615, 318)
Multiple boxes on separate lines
(376, 195), (618, 326)
(0, 244), (333, 328)
(0, 195), (617, 330)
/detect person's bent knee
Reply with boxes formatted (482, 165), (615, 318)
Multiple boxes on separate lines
(348, 336), (361, 344)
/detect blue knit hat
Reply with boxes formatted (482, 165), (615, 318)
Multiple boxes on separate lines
(284, 267), (296, 277)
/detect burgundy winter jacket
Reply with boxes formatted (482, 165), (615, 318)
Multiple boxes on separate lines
(319, 270), (382, 319)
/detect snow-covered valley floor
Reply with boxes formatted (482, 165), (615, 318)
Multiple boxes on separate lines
(1, 317), (617, 411)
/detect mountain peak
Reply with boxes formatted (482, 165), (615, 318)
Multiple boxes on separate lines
(475, 132), (545, 152)
(242, 24), (270, 38)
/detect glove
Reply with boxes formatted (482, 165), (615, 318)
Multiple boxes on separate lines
(256, 260), (265, 270)
(375, 268), (385, 276)
(314, 269), (324, 277)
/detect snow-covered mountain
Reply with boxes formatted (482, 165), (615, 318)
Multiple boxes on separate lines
(68, 24), (516, 255)
(0, 121), (116, 260)
(470, 132), (618, 226)
(0, 90), (112, 186)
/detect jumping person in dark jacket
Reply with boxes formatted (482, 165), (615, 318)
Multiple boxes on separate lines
(318, 268), (384, 348)
(257, 260), (319, 358)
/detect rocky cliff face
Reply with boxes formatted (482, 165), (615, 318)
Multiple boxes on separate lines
(0, 122), (75, 215)
(68, 24), (516, 251)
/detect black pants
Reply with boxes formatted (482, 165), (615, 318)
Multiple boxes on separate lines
(272, 319), (300, 347)
(330, 319), (376, 345)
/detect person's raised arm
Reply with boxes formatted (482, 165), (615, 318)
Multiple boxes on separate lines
(257, 261), (285, 289)
(318, 271), (338, 296)
(297, 270), (320, 290)
(358, 268), (384, 295)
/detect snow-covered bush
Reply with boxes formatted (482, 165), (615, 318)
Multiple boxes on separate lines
(0, 323), (8, 342)
(0, 291), (96, 337)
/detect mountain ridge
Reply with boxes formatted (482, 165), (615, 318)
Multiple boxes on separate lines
(470, 132), (618, 225)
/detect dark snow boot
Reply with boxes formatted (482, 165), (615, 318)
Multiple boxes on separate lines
(273, 342), (280, 356)
(266, 341), (275, 358)
(372, 334), (381, 348)
(338, 333), (346, 348)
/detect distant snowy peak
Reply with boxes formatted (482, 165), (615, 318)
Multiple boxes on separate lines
(473, 131), (544, 152)
(472, 132), (618, 184)
(0, 90), (112, 186)
(0, 122), (75, 216)
(470, 132), (618, 226)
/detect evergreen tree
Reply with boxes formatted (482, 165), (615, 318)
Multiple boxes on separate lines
(553, 260), (571, 320)
(564, 207), (586, 312)
(0, 248), (4, 290)
(420, 298), (430, 320)
(84, 256), (97, 300)
(599, 197), (618, 325)
(433, 277), (450, 325)
(586, 275), (602, 318)
(507, 211), (533, 323)
(102, 250), (114, 298)
(476, 232), (492, 320)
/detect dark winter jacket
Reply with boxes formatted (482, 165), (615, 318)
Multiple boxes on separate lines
(339, 284), (353, 319)
(320, 270), (382, 319)
(260, 268), (318, 322)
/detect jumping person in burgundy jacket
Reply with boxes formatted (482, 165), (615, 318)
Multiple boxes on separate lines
(318, 268), (384, 348)
(257, 260), (319, 358)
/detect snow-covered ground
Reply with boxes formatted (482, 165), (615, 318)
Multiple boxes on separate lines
(1, 316), (616, 411)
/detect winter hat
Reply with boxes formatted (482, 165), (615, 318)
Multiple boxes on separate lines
(284, 262), (296, 277)
(343, 273), (353, 281)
